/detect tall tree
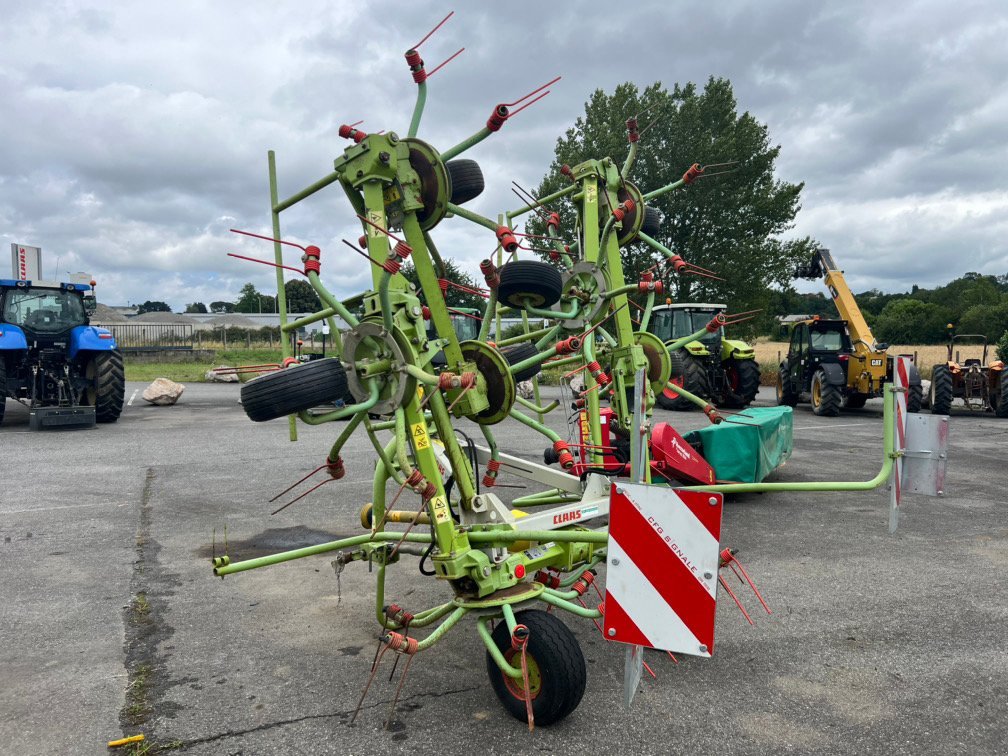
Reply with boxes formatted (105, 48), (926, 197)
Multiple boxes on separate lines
(527, 78), (816, 328)
(136, 300), (171, 314)
(235, 282), (272, 313)
(210, 300), (235, 313)
(185, 302), (208, 313)
(284, 279), (322, 313)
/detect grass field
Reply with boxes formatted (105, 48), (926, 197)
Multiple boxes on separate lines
(124, 348), (283, 383)
(752, 340), (949, 380)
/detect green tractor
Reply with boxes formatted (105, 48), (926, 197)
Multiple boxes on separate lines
(648, 302), (761, 410)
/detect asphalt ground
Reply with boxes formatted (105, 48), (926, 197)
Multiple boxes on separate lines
(1, 382), (1005, 755)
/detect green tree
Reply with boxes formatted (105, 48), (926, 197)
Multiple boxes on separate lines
(234, 282), (276, 313)
(400, 258), (486, 312)
(957, 301), (1008, 341)
(185, 302), (208, 313)
(874, 299), (953, 344)
(284, 279), (322, 313)
(996, 331), (1008, 362)
(527, 78), (816, 330)
(136, 300), (171, 314)
(210, 300), (235, 313)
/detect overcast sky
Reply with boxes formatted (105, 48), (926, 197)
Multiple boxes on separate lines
(2, 1), (1006, 310)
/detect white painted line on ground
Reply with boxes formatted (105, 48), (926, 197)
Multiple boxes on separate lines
(127, 389), (138, 407)
(3, 501), (124, 515)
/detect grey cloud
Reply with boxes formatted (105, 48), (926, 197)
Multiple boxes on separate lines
(0, 0), (1005, 310)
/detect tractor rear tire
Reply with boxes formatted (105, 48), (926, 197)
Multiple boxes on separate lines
(843, 393), (868, 409)
(86, 350), (125, 423)
(500, 342), (541, 382)
(497, 261), (563, 310)
(641, 206), (662, 237)
(0, 358), (6, 426)
(721, 358), (760, 408)
(241, 358), (348, 422)
(930, 365), (953, 415)
(776, 366), (798, 407)
(446, 159), (484, 205)
(995, 372), (1008, 418)
(907, 383), (923, 413)
(657, 350), (709, 411)
(810, 368), (841, 417)
(486, 609), (586, 726)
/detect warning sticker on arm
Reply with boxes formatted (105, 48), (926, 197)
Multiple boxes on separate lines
(430, 495), (450, 523)
(411, 421), (430, 451)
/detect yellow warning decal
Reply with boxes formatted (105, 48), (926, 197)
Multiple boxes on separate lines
(411, 421), (430, 451)
(431, 495), (450, 523)
(585, 185), (597, 203)
(383, 184), (402, 204)
(367, 211), (385, 237)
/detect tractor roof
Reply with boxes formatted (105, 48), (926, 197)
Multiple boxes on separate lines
(0, 279), (90, 292)
(651, 303), (726, 312)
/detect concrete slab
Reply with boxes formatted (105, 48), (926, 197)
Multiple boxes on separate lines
(0, 384), (1004, 754)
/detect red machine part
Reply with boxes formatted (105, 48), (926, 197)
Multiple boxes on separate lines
(568, 409), (715, 485)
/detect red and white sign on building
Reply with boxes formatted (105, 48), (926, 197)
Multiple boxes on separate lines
(604, 482), (723, 657)
(10, 243), (42, 281)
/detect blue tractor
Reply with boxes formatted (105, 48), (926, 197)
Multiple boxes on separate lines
(0, 278), (124, 429)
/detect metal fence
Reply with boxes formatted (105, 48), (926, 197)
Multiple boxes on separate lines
(93, 323), (194, 352)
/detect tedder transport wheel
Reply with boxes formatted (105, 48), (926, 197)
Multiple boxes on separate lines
(486, 609), (587, 726)
(776, 366), (798, 407)
(500, 342), (542, 382)
(497, 261), (563, 310)
(995, 372), (1008, 418)
(810, 368), (842, 417)
(85, 349), (125, 423)
(640, 206), (662, 237)
(930, 364), (953, 415)
(721, 358), (760, 409)
(241, 358), (348, 422)
(446, 159), (484, 205)
(657, 350), (709, 411)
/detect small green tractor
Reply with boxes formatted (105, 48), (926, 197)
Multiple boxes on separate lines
(648, 302), (760, 410)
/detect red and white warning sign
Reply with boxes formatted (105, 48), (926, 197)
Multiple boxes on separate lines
(890, 356), (911, 532)
(604, 482), (723, 657)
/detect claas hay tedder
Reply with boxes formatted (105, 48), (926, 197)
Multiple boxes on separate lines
(209, 12), (927, 729)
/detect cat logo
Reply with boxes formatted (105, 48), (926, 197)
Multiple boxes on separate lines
(871, 359), (883, 367)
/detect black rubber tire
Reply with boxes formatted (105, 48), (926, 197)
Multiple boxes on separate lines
(907, 383), (922, 413)
(0, 357), (6, 426)
(721, 358), (760, 409)
(810, 368), (842, 417)
(776, 365), (798, 407)
(640, 206), (662, 237)
(497, 261), (564, 310)
(486, 609), (586, 726)
(656, 350), (710, 411)
(241, 358), (348, 422)
(995, 373), (1008, 418)
(85, 350), (125, 423)
(500, 342), (542, 382)
(843, 393), (868, 409)
(929, 365), (953, 414)
(446, 159), (484, 205)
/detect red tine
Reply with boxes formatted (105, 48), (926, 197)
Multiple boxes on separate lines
(410, 11), (454, 51)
